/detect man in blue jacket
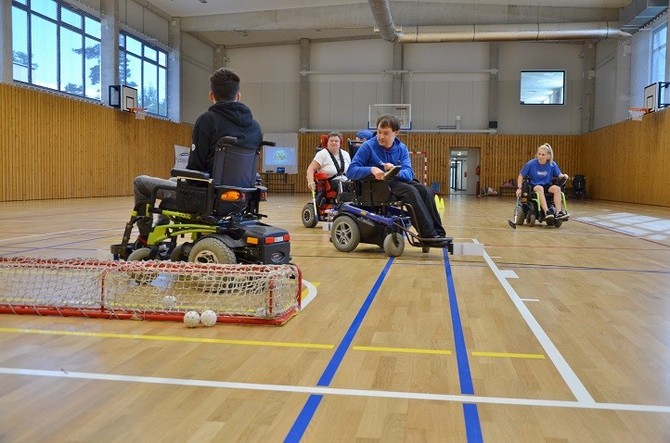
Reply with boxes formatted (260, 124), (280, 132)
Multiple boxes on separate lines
(347, 114), (447, 243)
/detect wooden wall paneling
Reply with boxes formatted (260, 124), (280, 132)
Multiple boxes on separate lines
(582, 111), (670, 207)
(0, 84), (191, 202)
(3, 83), (670, 207)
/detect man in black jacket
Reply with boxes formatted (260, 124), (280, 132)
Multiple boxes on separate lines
(132, 68), (262, 245)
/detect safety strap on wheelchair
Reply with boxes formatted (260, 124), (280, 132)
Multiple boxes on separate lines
(327, 150), (346, 176)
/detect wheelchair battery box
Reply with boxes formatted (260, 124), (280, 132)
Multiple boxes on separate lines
(176, 179), (212, 214)
(241, 222), (291, 265)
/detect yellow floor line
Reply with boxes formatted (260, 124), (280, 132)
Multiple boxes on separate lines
(0, 327), (333, 349)
(353, 345), (452, 355)
(472, 351), (546, 359)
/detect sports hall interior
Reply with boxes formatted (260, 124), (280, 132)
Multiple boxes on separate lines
(1, 0), (670, 442)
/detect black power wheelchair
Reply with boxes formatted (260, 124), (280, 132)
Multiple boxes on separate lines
(329, 176), (453, 257)
(513, 176), (569, 228)
(111, 137), (291, 265)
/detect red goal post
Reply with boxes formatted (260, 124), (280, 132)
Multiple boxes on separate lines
(0, 257), (302, 326)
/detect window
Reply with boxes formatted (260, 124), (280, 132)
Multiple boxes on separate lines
(520, 70), (565, 105)
(11, 0), (101, 100)
(651, 23), (667, 84)
(119, 33), (168, 117)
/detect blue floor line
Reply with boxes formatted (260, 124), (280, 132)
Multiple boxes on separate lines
(443, 248), (484, 442)
(284, 257), (395, 442)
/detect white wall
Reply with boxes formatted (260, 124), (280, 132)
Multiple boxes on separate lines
(227, 45), (301, 133)
(310, 39), (394, 131)
(180, 34), (214, 125)
(404, 42), (490, 130)
(202, 39), (588, 134)
(593, 39), (619, 129)
(497, 42), (585, 134)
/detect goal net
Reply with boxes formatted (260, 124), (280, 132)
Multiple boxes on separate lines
(0, 257), (302, 325)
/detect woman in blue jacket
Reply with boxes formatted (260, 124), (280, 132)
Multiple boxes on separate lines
(347, 115), (447, 243)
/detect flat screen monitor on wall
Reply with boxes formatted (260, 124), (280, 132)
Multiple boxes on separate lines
(520, 70), (565, 105)
(262, 145), (298, 174)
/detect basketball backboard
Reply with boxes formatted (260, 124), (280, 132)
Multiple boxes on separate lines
(369, 104), (412, 130)
(643, 82), (670, 112)
(109, 85), (139, 112)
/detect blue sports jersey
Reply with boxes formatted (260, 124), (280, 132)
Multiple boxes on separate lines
(520, 158), (562, 186)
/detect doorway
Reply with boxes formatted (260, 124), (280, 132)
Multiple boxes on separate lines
(449, 148), (481, 196)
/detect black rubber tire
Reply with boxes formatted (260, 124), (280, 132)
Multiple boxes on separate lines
(527, 213), (536, 227)
(330, 216), (360, 253)
(301, 203), (318, 228)
(170, 243), (187, 261)
(188, 237), (237, 264)
(383, 232), (405, 257)
(127, 248), (157, 284)
(128, 247), (153, 261)
(514, 205), (524, 225)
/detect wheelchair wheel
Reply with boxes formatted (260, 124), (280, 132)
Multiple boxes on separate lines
(421, 245), (430, 253)
(383, 232), (405, 257)
(331, 216), (360, 252)
(127, 248), (159, 284)
(301, 203), (318, 228)
(553, 220), (563, 228)
(514, 205), (524, 226)
(188, 237), (237, 264)
(170, 243), (188, 261)
(527, 213), (536, 227)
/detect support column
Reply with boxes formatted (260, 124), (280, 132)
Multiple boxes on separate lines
(488, 43), (499, 131)
(0, 0), (13, 83)
(392, 42), (403, 103)
(168, 18), (181, 122)
(214, 45), (227, 68)
(100, 0), (119, 106)
(581, 41), (597, 133)
(299, 38), (310, 130)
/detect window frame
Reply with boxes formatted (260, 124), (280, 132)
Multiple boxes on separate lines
(11, 0), (102, 101)
(118, 31), (169, 118)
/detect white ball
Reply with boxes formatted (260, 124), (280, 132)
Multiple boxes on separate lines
(163, 295), (177, 309)
(200, 309), (217, 327)
(183, 310), (200, 328)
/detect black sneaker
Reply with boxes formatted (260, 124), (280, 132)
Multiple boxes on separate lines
(556, 211), (569, 220)
(544, 209), (555, 221)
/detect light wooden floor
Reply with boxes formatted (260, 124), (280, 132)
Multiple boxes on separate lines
(1, 194), (670, 442)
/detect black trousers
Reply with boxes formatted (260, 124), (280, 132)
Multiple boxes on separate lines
(388, 180), (445, 237)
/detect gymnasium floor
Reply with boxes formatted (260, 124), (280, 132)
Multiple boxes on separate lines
(1, 194), (669, 442)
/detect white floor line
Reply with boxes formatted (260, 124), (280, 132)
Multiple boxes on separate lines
(300, 279), (318, 309)
(2, 367), (668, 414)
(521, 298), (541, 302)
(474, 239), (595, 404)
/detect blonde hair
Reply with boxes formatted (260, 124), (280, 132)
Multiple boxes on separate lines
(538, 143), (554, 162)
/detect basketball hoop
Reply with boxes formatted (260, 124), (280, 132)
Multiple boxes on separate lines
(130, 107), (146, 120)
(628, 107), (649, 121)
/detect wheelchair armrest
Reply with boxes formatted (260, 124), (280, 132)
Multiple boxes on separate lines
(216, 184), (260, 194)
(171, 168), (211, 180)
(551, 176), (568, 188)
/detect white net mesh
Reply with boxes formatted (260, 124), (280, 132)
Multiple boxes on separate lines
(628, 108), (648, 121)
(0, 258), (301, 325)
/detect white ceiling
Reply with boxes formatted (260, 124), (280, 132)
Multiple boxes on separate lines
(146, 0), (635, 47)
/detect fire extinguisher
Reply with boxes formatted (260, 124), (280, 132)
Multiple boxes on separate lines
(475, 165), (481, 196)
